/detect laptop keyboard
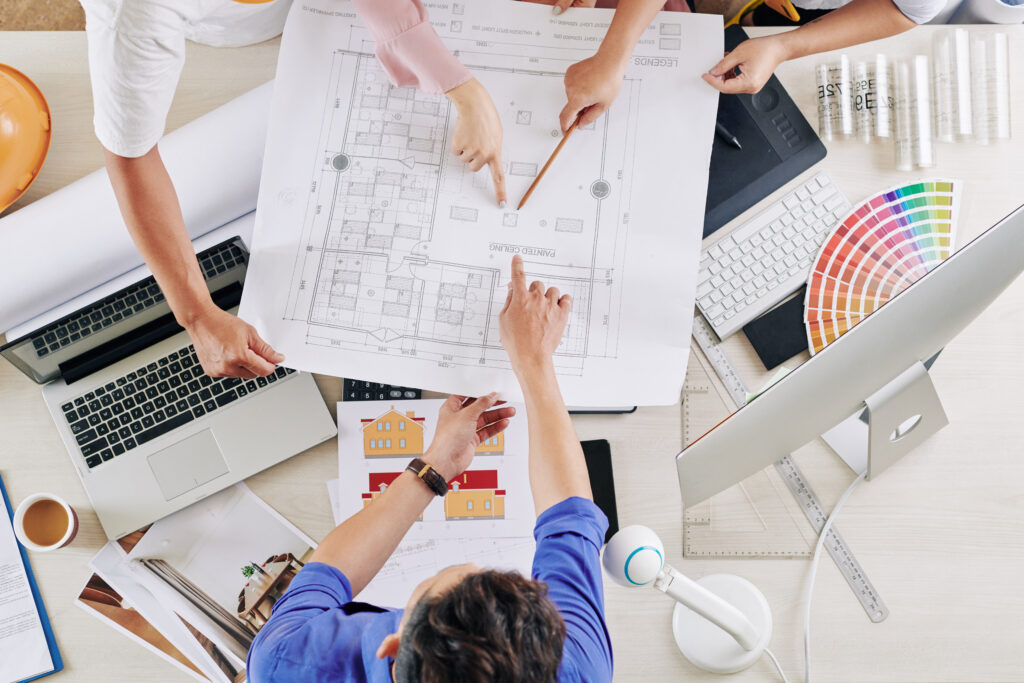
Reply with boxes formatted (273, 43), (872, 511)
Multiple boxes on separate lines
(31, 243), (245, 358)
(59, 344), (295, 470)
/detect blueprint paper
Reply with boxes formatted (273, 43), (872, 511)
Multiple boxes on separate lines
(239, 1), (722, 405)
(0, 83), (272, 336)
(336, 399), (535, 541)
(326, 479), (534, 607)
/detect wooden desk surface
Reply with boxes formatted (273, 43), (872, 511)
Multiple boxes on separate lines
(1, 26), (1023, 683)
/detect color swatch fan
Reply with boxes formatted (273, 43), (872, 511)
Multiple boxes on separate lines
(805, 179), (961, 354)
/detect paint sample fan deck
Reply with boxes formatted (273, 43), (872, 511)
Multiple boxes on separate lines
(804, 180), (961, 354)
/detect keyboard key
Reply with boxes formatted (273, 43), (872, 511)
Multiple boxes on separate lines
(142, 402), (155, 414)
(97, 424), (109, 436)
(142, 415), (155, 429)
(88, 414), (101, 426)
(100, 449), (114, 462)
(203, 400), (217, 412)
(187, 394), (201, 407)
(112, 403), (124, 415)
(69, 418), (89, 434)
(154, 396), (166, 409)
(211, 384), (224, 396)
(119, 426), (132, 439)
(154, 410), (167, 423)
(236, 385), (248, 397)
(193, 406), (206, 418)
(81, 438), (108, 457)
(274, 367), (287, 379)
(199, 388), (212, 401)
(215, 391), (239, 407)
(109, 432), (121, 444)
(76, 429), (97, 445)
(112, 443), (126, 456)
(86, 455), (102, 468)
(245, 381), (257, 393)
(166, 405), (178, 417)
(61, 402), (74, 413)
(130, 422), (143, 434)
(145, 386), (159, 399)
(124, 437), (137, 450)
(200, 375), (213, 387)
(187, 380), (201, 393)
(130, 407), (144, 420)
(100, 408), (113, 421)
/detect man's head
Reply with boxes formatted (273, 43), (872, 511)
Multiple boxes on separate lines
(375, 564), (566, 683)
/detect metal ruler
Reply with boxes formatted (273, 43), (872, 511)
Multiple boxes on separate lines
(690, 314), (889, 622)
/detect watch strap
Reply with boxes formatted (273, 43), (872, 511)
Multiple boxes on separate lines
(406, 457), (448, 497)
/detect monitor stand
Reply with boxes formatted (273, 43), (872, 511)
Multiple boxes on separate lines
(822, 360), (949, 479)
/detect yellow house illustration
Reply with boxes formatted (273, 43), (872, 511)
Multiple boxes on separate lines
(474, 432), (504, 455)
(362, 469), (505, 521)
(361, 406), (425, 458)
(444, 470), (505, 521)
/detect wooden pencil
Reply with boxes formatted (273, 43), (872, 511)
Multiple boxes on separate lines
(516, 115), (582, 210)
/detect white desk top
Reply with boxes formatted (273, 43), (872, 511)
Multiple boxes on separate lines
(1, 26), (1023, 682)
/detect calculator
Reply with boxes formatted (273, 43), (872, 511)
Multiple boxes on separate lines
(342, 379), (421, 401)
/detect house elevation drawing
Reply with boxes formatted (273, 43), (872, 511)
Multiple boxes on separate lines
(240, 1), (723, 405)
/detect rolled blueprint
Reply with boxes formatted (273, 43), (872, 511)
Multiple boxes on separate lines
(835, 55), (855, 137)
(932, 33), (955, 142)
(970, 36), (990, 145)
(952, 28), (973, 139)
(853, 61), (873, 143)
(874, 54), (892, 138)
(893, 60), (914, 172)
(912, 55), (934, 168)
(816, 63), (835, 140)
(0, 82), (273, 334)
(992, 32), (1011, 140)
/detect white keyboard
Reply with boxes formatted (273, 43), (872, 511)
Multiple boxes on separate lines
(696, 172), (851, 340)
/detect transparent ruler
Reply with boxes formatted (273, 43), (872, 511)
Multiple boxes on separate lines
(689, 313), (889, 622)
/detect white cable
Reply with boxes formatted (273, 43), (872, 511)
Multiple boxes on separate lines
(803, 471), (867, 683)
(764, 646), (791, 683)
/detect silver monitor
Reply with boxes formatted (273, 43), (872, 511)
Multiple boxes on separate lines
(676, 203), (1024, 509)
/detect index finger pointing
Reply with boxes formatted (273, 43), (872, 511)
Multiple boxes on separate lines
(510, 254), (526, 292)
(490, 157), (508, 208)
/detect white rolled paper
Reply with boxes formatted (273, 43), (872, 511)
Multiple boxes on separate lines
(0, 82), (274, 335)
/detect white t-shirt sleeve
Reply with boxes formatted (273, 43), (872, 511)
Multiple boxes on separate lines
(890, 0), (946, 23)
(81, 0), (187, 158)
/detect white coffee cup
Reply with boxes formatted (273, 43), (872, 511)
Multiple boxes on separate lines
(13, 493), (79, 552)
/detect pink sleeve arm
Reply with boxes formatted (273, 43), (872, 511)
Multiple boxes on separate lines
(353, 0), (472, 95)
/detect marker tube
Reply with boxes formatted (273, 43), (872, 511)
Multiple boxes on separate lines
(970, 35), (990, 145)
(991, 32), (1011, 140)
(837, 55), (854, 137)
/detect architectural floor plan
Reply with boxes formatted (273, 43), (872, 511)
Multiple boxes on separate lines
(239, 0), (722, 405)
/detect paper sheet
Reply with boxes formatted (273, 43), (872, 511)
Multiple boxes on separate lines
(239, 1), (722, 405)
(0, 507), (53, 683)
(336, 399), (535, 540)
(326, 479), (535, 608)
(7, 212), (256, 341)
(0, 83), (272, 336)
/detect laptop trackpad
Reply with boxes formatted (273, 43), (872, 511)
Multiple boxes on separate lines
(147, 430), (230, 501)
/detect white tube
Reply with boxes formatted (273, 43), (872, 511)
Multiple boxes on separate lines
(912, 55), (934, 168)
(816, 63), (835, 141)
(854, 61), (873, 143)
(932, 32), (955, 143)
(0, 82), (273, 334)
(893, 60), (914, 172)
(952, 28), (973, 139)
(971, 35), (990, 145)
(991, 32), (1011, 140)
(874, 54), (892, 139)
(837, 55), (854, 137)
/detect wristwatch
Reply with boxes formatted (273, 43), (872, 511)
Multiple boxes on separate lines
(405, 457), (449, 497)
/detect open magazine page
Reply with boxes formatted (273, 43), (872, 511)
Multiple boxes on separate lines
(123, 484), (316, 678)
(75, 571), (209, 682)
(86, 539), (238, 682)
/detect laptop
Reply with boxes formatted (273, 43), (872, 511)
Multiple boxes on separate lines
(0, 237), (337, 539)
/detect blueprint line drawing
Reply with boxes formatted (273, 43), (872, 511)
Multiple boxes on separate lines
(284, 50), (638, 377)
(240, 1), (722, 405)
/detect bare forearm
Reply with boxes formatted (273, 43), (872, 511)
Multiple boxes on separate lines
(518, 361), (592, 516)
(104, 147), (215, 328)
(588, 0), (665, 70)
(775, 0), (915, 61)
(310, 472), (435, 594)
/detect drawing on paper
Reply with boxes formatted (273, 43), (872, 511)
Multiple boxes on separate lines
(281, 50), (641, 379)
(361, 406), (426, 458)
(361, 470), (506, 521)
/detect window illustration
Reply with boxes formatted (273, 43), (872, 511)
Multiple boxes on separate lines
(474, 431), (504, 455)
(361, 407), (425, 457)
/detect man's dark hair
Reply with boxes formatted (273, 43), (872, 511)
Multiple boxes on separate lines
(393, 569), (566, 683)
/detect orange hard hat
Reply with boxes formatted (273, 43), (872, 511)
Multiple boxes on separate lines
(0, 64), (51, 213)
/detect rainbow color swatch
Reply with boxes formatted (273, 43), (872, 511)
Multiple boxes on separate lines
(804, 179), (961, 354)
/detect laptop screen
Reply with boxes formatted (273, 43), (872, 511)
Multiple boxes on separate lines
(0, 238), (248, 384)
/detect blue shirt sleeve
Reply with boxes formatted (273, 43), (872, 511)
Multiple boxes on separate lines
(531, 497), (613, 683)
(246, 562), (397, 683)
